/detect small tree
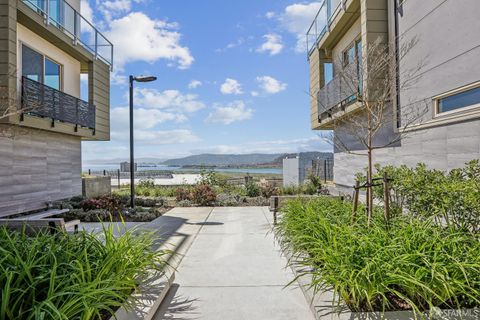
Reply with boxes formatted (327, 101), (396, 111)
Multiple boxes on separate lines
(320, 38), (428, 225)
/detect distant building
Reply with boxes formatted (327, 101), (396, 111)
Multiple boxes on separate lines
(120, 162), (137, 172)
(282, 156), (312, 187)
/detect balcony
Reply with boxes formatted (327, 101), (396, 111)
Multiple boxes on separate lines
(306, 0), (344, 55)
(22, 0), (113, 67)
(22, 76), (96, 130)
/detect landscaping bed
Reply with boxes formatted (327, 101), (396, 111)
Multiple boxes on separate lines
(276, 162), (480, 318)
(0, 224), (169, 319)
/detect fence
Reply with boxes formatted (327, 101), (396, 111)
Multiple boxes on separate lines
(311, 158), (334, 182)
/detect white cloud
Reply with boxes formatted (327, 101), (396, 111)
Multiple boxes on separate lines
(279, 2), (322, 52)
(215, 38), (246, 53)
(250, 91), (259, 97)
(134, 88), (205, 113)
(95, 0), (146, 20)
(220, 78), (243, 95)
(105, 12), (193, 69)
(256, 34), (284, 56)
(80, 0), (94, 22)
(111, 107), (187, 131)
(188, 80), (202, 89)
(135, 129), (199, 144)
(265, 11), (275, 19)
(256, 76), (287, 94)
(206, 101), (253, 125)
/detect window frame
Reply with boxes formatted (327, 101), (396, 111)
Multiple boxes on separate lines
(433, 82), (480, 118)
(20, 42), (64, 91)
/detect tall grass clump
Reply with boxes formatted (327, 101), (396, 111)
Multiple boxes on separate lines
(0, 224), (169, 319)
(276, 198), (480, 315)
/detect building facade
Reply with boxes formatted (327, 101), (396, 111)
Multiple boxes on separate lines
(0, 0), (112, 215)
(308, 0), (480, 190)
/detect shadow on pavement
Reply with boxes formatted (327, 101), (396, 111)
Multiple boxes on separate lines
(154, 284), (200, 320)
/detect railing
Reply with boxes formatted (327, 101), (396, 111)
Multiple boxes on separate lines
(22, 76), (96, 129)
(317, 70), (358, 115)
(22, 0), (113, 68)
(306, 0), (344, 56)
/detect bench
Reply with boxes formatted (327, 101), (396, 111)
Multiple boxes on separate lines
(0, 218), (81, 235)
(0, 208), (80, 235)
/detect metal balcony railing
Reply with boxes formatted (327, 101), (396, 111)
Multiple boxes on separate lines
(22, 0), (113, 68)
(317, 70), (359, 116)
(306, 0), (344, 56)
(22, 76), (96, 130)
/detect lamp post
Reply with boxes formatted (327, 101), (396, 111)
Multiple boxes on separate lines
(129, 75), (157, 208)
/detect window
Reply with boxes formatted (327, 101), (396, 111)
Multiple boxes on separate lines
(22, 44), (62, 90)
(436, 86), (480, 114)
(324, 62), (333, 84)
(343, 45), (356, 67)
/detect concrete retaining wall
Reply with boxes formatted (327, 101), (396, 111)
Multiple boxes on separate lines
(82, 176), (111, 199)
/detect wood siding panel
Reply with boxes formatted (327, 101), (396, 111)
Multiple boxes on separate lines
(0, 125), (82, 217)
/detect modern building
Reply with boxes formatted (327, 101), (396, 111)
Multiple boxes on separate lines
(0, 0), (112, 215)
(120, 162), (137, 173)
(308, 0), (480, 191)
(282, 156), (311, 187)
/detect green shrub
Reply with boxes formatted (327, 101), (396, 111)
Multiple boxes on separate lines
(358, 160), (480, 232)
(276, 198), (480, 314)
(0, 224), (169, 319)
(245, 181), (261, 197)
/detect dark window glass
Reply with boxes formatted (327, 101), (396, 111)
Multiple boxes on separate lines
(22, 45), (43, 83)
(45, 58), (61, 90)
(438, 87), (480, 113)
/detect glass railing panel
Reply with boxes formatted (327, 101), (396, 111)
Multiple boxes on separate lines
(329, 0), (342, 21)
(97, 32), (113, 65)
(78, 15), (96, 54)
(306, 0), (327, 54)
(21, 0), (113, 68)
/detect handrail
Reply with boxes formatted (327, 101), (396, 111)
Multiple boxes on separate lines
(21, 76), (96, 130)
(306, 0), (344, 57)
(22, 0), (113, 68)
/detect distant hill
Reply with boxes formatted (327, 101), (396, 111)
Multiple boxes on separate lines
(162, 152), (333, 167)
(162, 153), (283, 167)
(268, 152), (333, 166)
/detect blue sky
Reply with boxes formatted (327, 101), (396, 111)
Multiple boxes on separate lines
(81, 0), (331, 163)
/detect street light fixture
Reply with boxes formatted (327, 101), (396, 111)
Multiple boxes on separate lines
(129, 75), (157, 208)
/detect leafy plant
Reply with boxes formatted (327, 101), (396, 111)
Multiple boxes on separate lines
(357, 160), (480, 232)
(276, 198), (480, 314)
(0, 223), (170, 319)
(81, 194), (125, 216)
(175, 187), (193, 201)
(191, 184), (217, 206)
(245, 181), (261, 197)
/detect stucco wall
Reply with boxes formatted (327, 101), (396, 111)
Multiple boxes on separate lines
(17, 23), (81, 98)
(332, 0), (480, 189)
(334, 119), (480, 188)
(0, 125), (82, 217)
(396, 0), (480, 126)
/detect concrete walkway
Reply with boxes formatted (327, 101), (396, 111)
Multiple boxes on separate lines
(154, 206), (314, 320)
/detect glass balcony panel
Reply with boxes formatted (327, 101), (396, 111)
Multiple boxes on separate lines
(21, 0), (113, 68)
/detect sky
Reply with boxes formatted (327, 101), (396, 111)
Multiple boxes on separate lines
(80, 0), (332, 164)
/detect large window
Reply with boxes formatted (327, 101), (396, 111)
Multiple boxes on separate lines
(436, 85), (480, 114)
(22, 44), (62, 90)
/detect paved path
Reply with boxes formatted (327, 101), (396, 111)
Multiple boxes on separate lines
(153, 206), (314, 320)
